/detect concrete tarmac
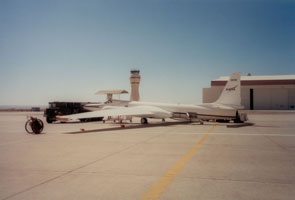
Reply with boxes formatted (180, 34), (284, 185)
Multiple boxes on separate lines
(0, 111), (294, 200)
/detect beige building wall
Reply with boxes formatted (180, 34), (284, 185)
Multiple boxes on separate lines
(241, 88), (250, 109)
(271, 89), (289, 110)
(253, 88), (271, 110)
(202, 87), (222, 103)
(203, 86), (295, 110)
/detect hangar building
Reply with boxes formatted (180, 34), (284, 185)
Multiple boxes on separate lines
(203, 74), (295, 110)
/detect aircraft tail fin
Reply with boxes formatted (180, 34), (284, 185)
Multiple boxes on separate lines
(214, 72), (242, 106)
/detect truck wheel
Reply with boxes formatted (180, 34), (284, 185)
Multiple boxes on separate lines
(46, 117), (54, 123)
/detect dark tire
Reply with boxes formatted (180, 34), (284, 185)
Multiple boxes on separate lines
(141, 118), (148, 124)
(37, 119), (44, 133)
(234, 118), (243, 123)
(234, 111), (242, 123)
(25, 120), (33, 134)
(31, 119), (44, 134)
(46, 117), (54, 123)
(25, 119), (44, 134)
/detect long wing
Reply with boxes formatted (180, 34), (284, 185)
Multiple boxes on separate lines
(207, 103), (244, 110)
(57, 105), (172, 121)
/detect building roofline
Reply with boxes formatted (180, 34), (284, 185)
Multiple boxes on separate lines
(215, 75), (295, 81)
(212, 79), (295, 86)
(211, 74), (295, 86)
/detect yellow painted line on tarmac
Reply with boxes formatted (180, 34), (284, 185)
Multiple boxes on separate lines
(140, 125), (216, 200)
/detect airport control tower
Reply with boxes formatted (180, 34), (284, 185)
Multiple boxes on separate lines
(130, 69), (140, 101)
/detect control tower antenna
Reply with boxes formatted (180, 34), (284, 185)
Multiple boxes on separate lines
(130, 69), (140, 101)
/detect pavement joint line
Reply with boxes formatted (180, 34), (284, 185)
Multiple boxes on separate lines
(42, 172), (295, 185)
(264, 135), (291, 152)
(140, 125), (216, 200)
(176, 176), (295, 185)
(1, 132), (166, 200)
(165, 132), (295, 137)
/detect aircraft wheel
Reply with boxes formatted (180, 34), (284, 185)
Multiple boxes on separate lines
(234, 111), (242, 123)
(234, 118), (242, 123)
(141, 118), (148, 124)
(46, 117), (54, 123)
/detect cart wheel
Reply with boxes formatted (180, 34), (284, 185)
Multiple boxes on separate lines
(25, 120), (33, 134)
(31, 119), (44, 134)
(25, 118), (44, 134)
(36, 119), (44, 133)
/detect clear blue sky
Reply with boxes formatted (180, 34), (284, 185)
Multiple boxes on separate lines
(1, 0), (294, 106)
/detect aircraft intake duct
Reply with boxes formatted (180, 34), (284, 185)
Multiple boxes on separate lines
(172, 112), (198, 119)
(187, 112), (198, 119)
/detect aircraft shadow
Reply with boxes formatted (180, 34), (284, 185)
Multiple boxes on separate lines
(252, 124), (280, 128)
(64, 121), (199, 134)
(60, 120), (254, 134)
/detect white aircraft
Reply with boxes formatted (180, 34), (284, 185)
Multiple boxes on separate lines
(57, 72), (247, 124)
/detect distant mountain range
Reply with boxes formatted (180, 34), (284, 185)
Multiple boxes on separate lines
(0, 105), (47, 110)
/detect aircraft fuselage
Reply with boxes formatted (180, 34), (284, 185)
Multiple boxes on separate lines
(129, 101), (237, 120)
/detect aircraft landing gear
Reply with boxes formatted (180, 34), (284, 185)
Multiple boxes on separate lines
(234, 111), (243, 123)
(141, 118), (148, 124)
(162, 118), (165, 122)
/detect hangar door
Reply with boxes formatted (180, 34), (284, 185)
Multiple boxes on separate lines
(271, 89), (288, 110)
(253, 88), (272, 110)
(251, 88), (290, 110)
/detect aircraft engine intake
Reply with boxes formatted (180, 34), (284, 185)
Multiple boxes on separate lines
(172, 112), (198, 119)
